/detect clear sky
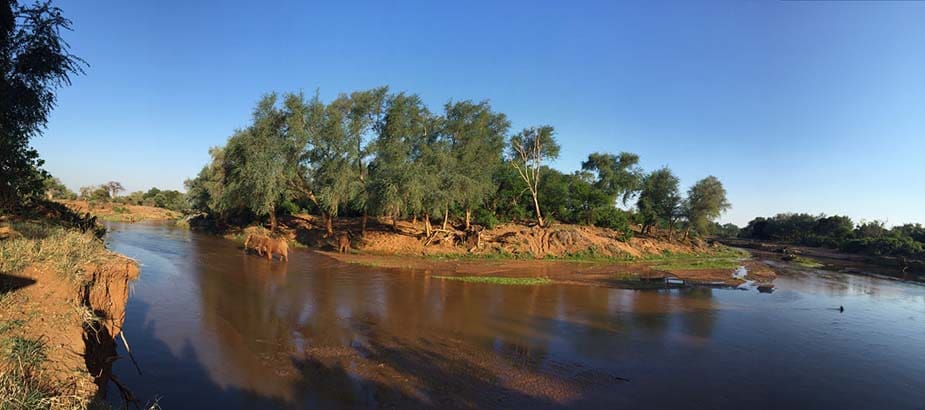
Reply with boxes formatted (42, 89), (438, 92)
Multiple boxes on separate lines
(35, 0), (924, 226)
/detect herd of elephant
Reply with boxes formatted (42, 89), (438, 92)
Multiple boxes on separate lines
(243, 231), (350, 261)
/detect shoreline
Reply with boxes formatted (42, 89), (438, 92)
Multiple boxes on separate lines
(317, 249), (777, 290)
(0, 214), (140, 407)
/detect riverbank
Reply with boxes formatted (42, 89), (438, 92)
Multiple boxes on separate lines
(719, 238), (925, 283)
(58, 199), (180, 223)
(218, 215), (776, 289)
(0, 215), (139, 408)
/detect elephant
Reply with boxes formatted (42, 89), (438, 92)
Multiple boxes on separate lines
(244, 234), (269, 256)
(336, 231), (351, 253)
(263, 236), (289, 261)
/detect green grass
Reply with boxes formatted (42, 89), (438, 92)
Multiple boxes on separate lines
(432, 275), (552, 285)
(792, 256), (825, 269)
(653, 258), (742, 271)
(0, 320), (25, 335)
(6, 337), (47, 369)
(612, 272), (642, 281)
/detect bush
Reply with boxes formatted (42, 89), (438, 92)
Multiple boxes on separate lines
(473, 208), (500, 229)
(594, 207), (629, 231)
(278, 200), (300, 215)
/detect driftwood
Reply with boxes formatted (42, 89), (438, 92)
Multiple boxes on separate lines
(423, 228), (454, 247)
(120, 331), (143, 375)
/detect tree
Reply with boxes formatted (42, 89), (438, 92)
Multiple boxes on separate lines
(185, 146), (225, 214)
(684, 176), (730, 238)
(220, 94), (290, 231)
(78, 185), (93, 200)
(508, 126), (559, 227)
(368, 92), (439, 233)
(443, 100), (509, 229)
(103, 181), (124, 198)
(42, 175), (74, 199)
(89, 186), (109, 202)
(345, 87), (388, 235)
(581, 152), (643, 205)
(0, 0), (85, 210)
(636, 167), (681, 238)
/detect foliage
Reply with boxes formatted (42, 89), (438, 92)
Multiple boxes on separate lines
(443, 100), (509, 227)
(580, 152), (642, 205)
(508, 126), (559, 227)
(593, 206), (630, 232)
(709, 222), (740, 238)
(741, 213), (925, 257)
(219, 94), (293, 231)
(636, 167), (681, 235)
(184, 87), (732, 241)
(0, 0), (85, 211)
(683, 176), (730, 237)
(40, 176), (74, 200)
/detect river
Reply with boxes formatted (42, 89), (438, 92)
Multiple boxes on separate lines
(104, 222), (925, 409)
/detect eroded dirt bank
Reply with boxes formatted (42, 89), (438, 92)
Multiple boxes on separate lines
(0, 219), (139, 408)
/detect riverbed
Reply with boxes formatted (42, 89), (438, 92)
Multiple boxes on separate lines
(104, 222), (925, 409)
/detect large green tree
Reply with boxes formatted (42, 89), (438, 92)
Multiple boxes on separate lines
(220, 94), (291, 231)
(1, 0), (84, 210)
(509, 126), (559, 227)
(443, 100), (509, 229)
(636, 167), (681, 238)
(368, 92), (440, 233)
(581, 152), (642, 205)
(683, 175), (730, 238)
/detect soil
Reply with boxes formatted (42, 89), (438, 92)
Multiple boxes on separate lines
(273, 214), (712, 259)
(0, 258), (139, 405)
(58, 200), (180, 222)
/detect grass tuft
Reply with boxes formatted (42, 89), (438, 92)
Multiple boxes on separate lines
(432, 275), (551, 285)
(792, 256), (825, 269)
(653, 258), (742, 271)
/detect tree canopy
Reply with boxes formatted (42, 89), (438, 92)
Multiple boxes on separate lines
(1, 0), (84, 211)
(185, 86), (734, 243)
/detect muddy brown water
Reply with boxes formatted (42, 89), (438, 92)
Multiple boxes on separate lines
(104, 222), (925, 409)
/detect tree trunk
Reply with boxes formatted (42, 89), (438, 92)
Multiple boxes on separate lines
(423, 212), (431, 237)
(442, 205), (449, 230)
(326, 213), (333, 236)
(684, 226), (691, 240)
(392, 213), (397, 230)
(465, 208), (471, 230)
(412, 214), (417, 224)
(269, 207), (277, 233)
(668, 219), (674, 242)
(531, 192), (544, 227)
(361, 208), (368, 237)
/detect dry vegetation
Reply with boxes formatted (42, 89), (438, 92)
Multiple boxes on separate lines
(57, 200), (180, 223)
(0, 218), (140, 409)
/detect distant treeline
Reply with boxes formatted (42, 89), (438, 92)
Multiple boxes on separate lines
(735, 213), (924, 257)
(44, 178), (188, 212)
(184, 86), (731, 239)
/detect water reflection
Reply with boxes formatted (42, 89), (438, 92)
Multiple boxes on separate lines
(106, 222), (925, 409)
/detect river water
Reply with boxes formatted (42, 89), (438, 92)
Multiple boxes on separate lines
(104, 222), (925, 409)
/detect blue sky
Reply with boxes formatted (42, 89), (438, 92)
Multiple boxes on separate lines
(36, 0), (924, 226)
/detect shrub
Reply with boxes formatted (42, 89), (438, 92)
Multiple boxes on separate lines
(594, 207), (629, 231)
(473, 208), (500, 229)
(278, 199), (300, 215)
